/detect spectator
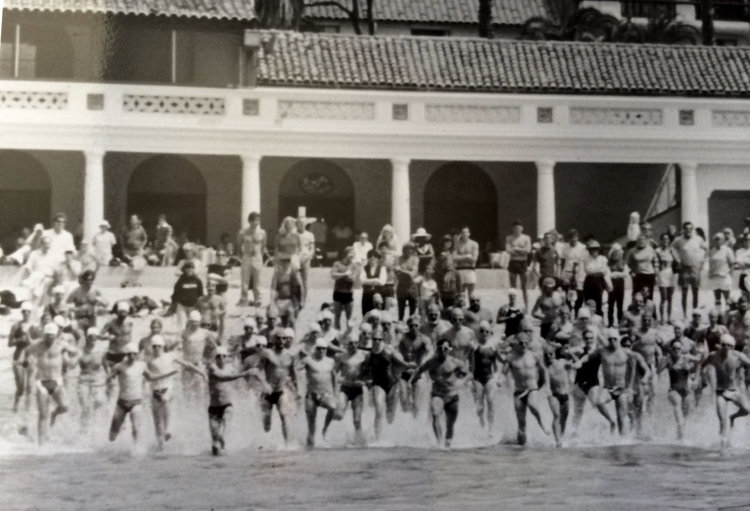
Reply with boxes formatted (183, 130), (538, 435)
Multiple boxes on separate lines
(92, 220), (116, 266)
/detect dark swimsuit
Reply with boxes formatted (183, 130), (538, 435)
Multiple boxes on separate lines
(263, 391), (284, 406)
(208, 403), (232, 420)
(575, 352), (601, 394)
(341, 384), (364, 401)
(107, 353), (126, 364)
(473, 351), (495, 385)
(117, 398), (142, 413)
(370, 351), (395, 393)
(152, 389), (169, 402)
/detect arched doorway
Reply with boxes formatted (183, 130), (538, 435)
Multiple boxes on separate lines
(709, 190), (750, 236)
(0, 151), (51, 252)
(424, 162), (498, 247)
(279, 159), (355, 229)
(127, 156), (207, 242)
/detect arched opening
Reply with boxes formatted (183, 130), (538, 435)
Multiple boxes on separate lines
(127, 155), (207, 243)
(279, 158), (355, 230)
(424, 162), (498, 246)
(0, 150), (51, 252)
(709, 190), (750, 236)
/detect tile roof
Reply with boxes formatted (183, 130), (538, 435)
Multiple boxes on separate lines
(256, 30), (750, 97)
(3, 0), (257, 21)
(304, 0), (552, 27)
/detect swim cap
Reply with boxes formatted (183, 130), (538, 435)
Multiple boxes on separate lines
(720, 334), (736, 347)
(281, 327), (295, 338)
(20, 302), (33, 312)
(577, 308), (592, 319)
(256, 336), (268, 347)
(53, 315), (69, 328)
(150, 334), (165, 347)
(86, 327), (100, 337)
(52, 285), (65, 295)
(407, 315), (421, 326)
(315, 338), (329, 349)
(124, 342), (139, 354)
(117, 301), (130, 312)
(243, 317), (257, 329)
(214, 346), (229, 357)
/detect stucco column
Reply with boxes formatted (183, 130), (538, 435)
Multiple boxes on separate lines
(83, 149), (105, 244)
(680, 162), (699, 226)
(536, 160), (556, 238)
(241, 154), (262, 224)
(391, 158), (411, 245)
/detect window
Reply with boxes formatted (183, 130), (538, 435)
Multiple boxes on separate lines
(410, 28), (451, 37)
(0, 17), (74, 79)
(715, 0), (749, 21)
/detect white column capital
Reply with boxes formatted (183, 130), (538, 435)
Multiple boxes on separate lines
(240, 154), (262, 166)
(391, 157), (411, 171)
(680, 162), (698, 174)
(535, 160), (556, 173)
(84, 148), (105, 161)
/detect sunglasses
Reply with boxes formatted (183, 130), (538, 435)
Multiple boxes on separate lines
(373, 337), (384, 341)
(479, 329), (491, 334)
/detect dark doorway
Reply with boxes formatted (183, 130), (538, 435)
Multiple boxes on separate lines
(709, 190), (750, 236)
(278, 159), (355, 230)
(0, 151), (51, 253)
(424, 162), (498, 247)
(127, 155), (207, 243)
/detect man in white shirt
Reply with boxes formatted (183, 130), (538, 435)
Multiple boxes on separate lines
(671, 222), (708, 318)
(92, 220), (117, 266)
(454, 226), (479, 298)
(561, 229), (588, 313)
(352, 231), (373, 266)
(43, 213), (76, 263)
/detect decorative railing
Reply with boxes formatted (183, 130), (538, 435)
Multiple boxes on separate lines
(0, 90), (68, 109)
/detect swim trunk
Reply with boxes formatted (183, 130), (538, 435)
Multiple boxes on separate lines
(373, 377), (395, 394)
(333, 291), (354, 305)
(432, 393), (459, 409)
(306, 391), (337, 411)
(263, 390), (284, 406)
(117, 398), (142, 414)
(106, 353), (126, 364)
(678, 266), (701, 288)
(400, 369), (414, 382)
(604, 387), (625, 400)
(473, 370), (493, 386)
(341, 385), (364, 401)
(576, 380), (598, 395)
(508, 260), (528, 276)
(152, 388), (170, 403)
(37, 379), (61, 395)
(671, 387), (689, 400)
(208, 403), (232, 421)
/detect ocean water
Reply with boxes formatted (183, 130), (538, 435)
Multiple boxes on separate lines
(1, 285), (750, 510)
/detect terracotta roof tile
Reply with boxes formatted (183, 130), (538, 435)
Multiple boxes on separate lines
(256, 31), (750, 97)
(305, 0), (551, 27)
(4, 0), (256, 21)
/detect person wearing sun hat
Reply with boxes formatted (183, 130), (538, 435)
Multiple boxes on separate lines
(411, 227), (435, 271)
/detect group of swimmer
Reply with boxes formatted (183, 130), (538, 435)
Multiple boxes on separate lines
(8, 269), (750, 454)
